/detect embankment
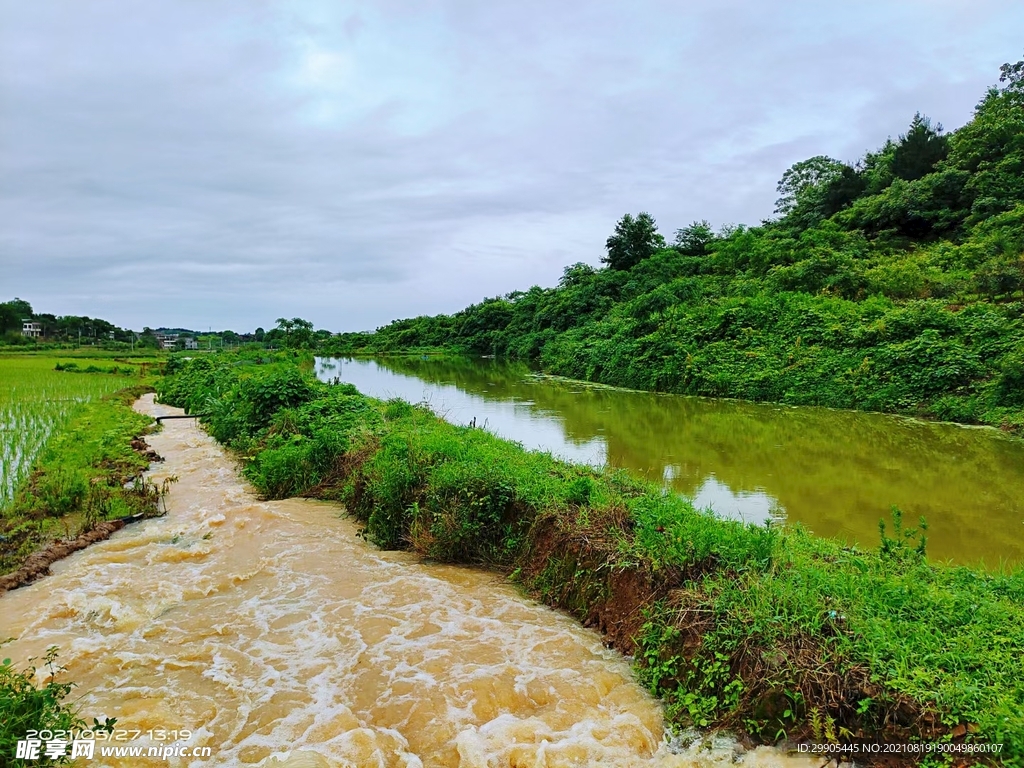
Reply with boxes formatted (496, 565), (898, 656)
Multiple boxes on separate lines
(159, 354), (1024, 764)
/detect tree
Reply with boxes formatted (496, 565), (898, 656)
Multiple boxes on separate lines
(289, 317), (314, 348)
(138, 328), (159, 349)
(944, 56), (1024, 221)
(999, 54), (1024, 91)
(891, 113), (948, 182)
(818, 165), (869, 218)
(275, 317), (314, 348)
(602, 213), (665, 271)
(559, 262), (596, 288)
(0, 298), (33, 334)
(674, 220), (715, 256)
(254, 327), (265, 342)
(774, 156), (847, 216)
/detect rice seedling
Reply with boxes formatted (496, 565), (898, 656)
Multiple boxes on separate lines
(0, 356), (135, 510)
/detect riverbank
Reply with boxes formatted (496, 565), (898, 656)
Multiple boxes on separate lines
(160, 355), (1024, 764)
(315, 354), (1024, 567)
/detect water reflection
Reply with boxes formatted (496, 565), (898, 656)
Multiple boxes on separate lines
(689, 476), (782, 527)
(315, 357), (1024, 567)
(316, 357), (606, 467)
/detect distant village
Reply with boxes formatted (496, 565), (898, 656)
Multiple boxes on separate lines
(1, 297), (272, 349)
(19, 320), (203, 349)
(1, 298), (330, 350)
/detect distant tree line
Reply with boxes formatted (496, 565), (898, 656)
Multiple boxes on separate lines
(0, 299), (332, 351)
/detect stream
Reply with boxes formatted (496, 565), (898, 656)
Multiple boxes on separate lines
(0, 395), (813, 768)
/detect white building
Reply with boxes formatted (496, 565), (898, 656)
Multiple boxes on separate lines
(155, 333), (178, 349)
(21, 321), (42, 338)
(156, 333), (200, 350)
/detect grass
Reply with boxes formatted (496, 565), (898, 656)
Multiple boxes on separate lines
(159, 354), (1024, 764)
(0, 645), (85, 767)
(0, 357), (139, 511)
(0, 355), (166, 577)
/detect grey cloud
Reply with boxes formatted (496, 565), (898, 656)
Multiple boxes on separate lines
(1, 0), (1022, 330)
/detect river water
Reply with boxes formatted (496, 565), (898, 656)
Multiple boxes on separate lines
(0, 395), (812, 768)
(315, 356), (1024, 567)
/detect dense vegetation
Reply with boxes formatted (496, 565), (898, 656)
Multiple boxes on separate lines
(159, 354), (1024, 762)
(1, 298), (334, 352)
(328, 58), (1024, 432)
(0, 298), (146, 348)
(1, 647), (89, 767)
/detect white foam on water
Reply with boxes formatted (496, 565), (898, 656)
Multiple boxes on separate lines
(0, 395), (818, 768)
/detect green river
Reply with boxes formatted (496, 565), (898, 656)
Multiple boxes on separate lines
(316, 356), (1024, 568)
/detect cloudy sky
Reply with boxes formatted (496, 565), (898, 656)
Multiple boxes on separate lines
(2, 1), (1022, 332)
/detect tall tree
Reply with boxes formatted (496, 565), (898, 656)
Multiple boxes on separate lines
(774, 156), (847, 216)
(999, 55), (1024, 91)
(818, 165), (869, 217)
(0, 298), (33, 334)
(674, 220), (716, 256)
(602, 213), (665, 271)
(891, 113), (948, 181)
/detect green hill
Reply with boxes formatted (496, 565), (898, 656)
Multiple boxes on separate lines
(329, 56), (1024, 433)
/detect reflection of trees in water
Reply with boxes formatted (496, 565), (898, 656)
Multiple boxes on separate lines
(334, 356), (1024, 566)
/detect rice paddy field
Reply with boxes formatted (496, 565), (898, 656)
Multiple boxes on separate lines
(0, 356), (138, 510)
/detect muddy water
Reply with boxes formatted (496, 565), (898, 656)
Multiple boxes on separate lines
(0, 396), (810, 768)
(316, 357), (1024, 567)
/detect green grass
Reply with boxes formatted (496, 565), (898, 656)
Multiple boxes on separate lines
(0, 357), (139, 511)
(159, 355), (1024, 763)
(1, 645), (86, 767)
(0, 355), (165, 577)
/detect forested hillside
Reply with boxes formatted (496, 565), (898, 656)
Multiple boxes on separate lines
(328, 58), (1024, 431)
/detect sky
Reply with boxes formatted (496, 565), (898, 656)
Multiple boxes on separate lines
(1, 1), (1022, 333)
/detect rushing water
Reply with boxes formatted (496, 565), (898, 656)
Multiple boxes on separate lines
(1, 395), (813, 768)
(316, 356), (1024, 567)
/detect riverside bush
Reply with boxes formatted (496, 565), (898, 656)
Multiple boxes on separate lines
(0, 647), (83, 766)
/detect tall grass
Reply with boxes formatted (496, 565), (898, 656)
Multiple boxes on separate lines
(0, 357), (135, 510)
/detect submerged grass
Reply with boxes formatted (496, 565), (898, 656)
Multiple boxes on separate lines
(159, 353), (1024, 764)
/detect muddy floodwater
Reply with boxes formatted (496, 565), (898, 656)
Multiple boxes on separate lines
(316, 356), (1024, 567)
(0, 395), (813, 768)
